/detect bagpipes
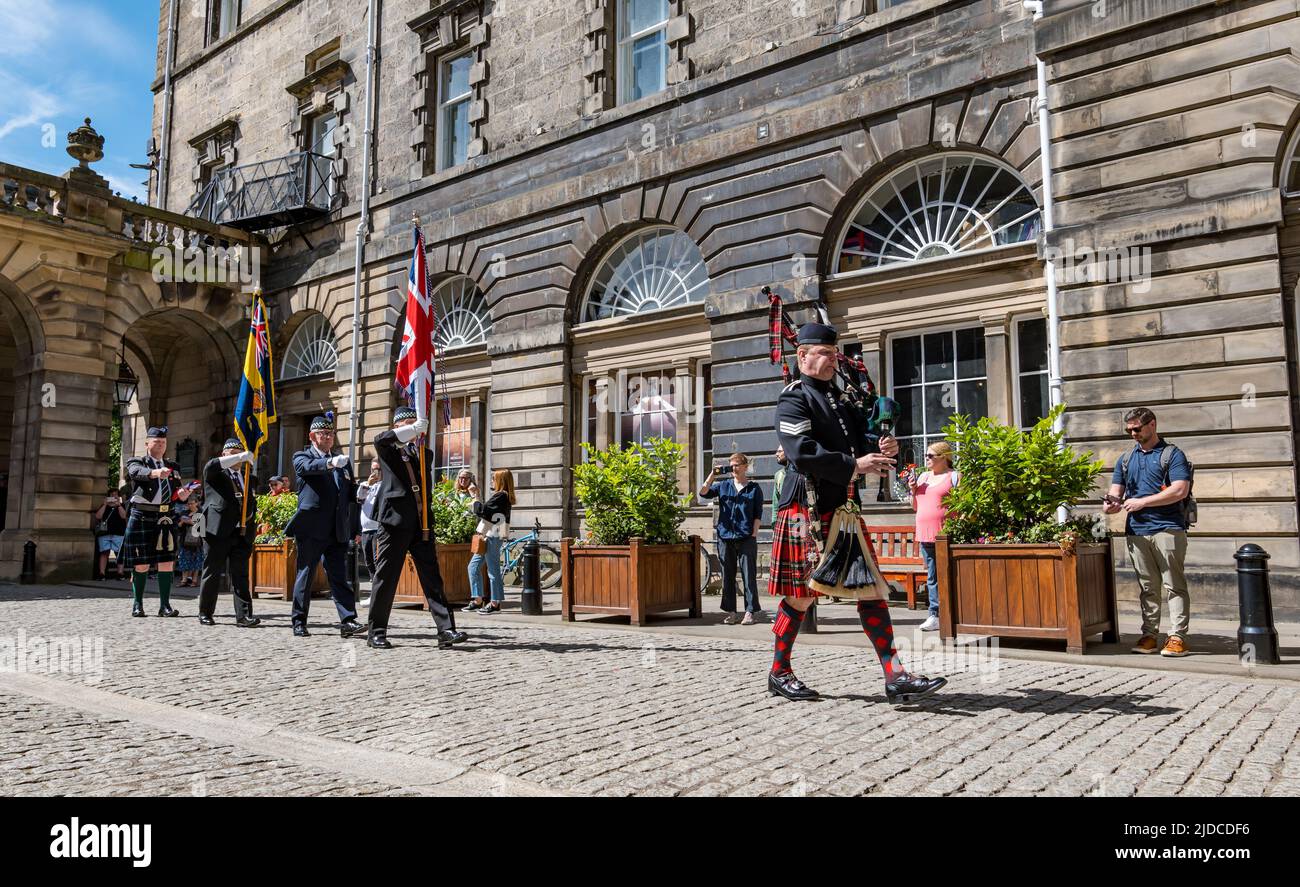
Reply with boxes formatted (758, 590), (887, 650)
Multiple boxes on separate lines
(766, 287), (897, 599)
(766, 286), (898, 437)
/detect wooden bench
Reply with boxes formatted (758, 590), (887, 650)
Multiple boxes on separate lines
(868, 525), (928, 610)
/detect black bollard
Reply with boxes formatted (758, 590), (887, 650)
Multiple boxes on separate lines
(20, 540), (36, 585)
(1235, 544), (1280, 665)
(803, 599), (818, 633)
(520, 538), (542, 616)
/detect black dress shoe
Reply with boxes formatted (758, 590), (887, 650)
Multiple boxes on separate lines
(236, 616), (261, 628)
(158, 606), (179, 617)
(131, 603), (146, 618)
(198, 614), (216, 626)
(768, 671), (820, 701)
(340, 619), (367, 638)
(367, 626), (393, 649)
(292, 624), (311, 637)
(436, 629), (468, 648)
(885, 674), (947, 705)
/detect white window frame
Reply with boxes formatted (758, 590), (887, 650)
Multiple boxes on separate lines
(832, 152), (1041, 279)
(1011, 312), (1050, 430)
(1283, 125), (1300, 199)
(209, 0), (241, 44)
(615, 366), (677, 450)
(280, 314), (339, 381)
(694, 362), (712, 505)
(886, 322), (990, 468)
(617, 0), (670, 105)
(579, 375), (599, 462)
(437, 51), (474, 172)
(433, 393), (473, 484)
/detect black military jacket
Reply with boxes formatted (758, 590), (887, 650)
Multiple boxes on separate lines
(125, 456), (182, 507)
(774, 375), (881, 513)
(371, 429), (436, 532)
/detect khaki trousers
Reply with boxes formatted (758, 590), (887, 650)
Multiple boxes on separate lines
(1125, 531), (1189, 639)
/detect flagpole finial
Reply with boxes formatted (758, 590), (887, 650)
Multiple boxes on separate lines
(412, 212), (421, 227)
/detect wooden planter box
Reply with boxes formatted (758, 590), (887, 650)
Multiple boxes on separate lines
(936, 536), (1119, 654)
(250, 540), (328, 600)
(561, 536), (701, 625)
(393, 542), (479, 608)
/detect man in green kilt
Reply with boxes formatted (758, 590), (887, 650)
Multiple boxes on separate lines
(122, 426), (190, 617)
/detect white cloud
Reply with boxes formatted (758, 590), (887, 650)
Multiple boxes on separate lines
(0, 0), (56, 57)
(0, 70), (60, 141)
(0, 0), (142, 59)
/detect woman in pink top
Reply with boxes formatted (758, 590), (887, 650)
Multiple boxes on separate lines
(909, 442), (957, 631)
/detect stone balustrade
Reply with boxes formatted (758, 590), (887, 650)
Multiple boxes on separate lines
(0, 163), (66, 220)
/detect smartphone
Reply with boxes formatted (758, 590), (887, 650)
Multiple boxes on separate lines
(1103, 494), (1123, 506)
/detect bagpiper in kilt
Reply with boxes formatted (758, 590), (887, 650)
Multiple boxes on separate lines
(768, 322), (946, 705)
(122, 425), (187, 618)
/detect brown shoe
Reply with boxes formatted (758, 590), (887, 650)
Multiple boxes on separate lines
(1131, 635), (1159, 654)
(1160, 636), (1188, 657)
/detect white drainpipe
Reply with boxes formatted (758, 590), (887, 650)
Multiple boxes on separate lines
(1024, 1), (1068, 524)
(1024, 0), (1064, 435)
(158, 0), (179, 210)
(348, 0), (380, 465)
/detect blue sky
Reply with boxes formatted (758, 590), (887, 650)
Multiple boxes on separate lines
(0, 0), (161, 201)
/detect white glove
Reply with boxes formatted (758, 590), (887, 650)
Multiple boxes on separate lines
(329, 454), (350, 469)
(412, 418), (429, 436)
(240, 450), (255, 465)
(393, 424), (418, 443)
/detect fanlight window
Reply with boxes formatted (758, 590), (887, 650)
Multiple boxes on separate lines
(836, 154), (1041, 274)
(434, 277), (491, 349)
(1283, 127), (1300, 199)
(281, 313), (338, 379)
(581, 227), (710, 323)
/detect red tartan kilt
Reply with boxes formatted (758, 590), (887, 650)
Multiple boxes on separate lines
(768, 503), (818, 598)
(768, 504), (883, 599)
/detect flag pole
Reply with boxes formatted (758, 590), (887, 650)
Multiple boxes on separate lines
(239, 462), (251, 528)
(414, 213), (431, 543)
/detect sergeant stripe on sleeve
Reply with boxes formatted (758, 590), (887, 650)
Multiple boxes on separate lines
(779, 420), (812, 435)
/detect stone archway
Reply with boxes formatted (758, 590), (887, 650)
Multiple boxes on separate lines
(0, 273), (44, 536)
(116, 306), (244, 483)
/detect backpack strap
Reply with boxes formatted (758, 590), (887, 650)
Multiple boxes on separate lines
(1119, 445), (1139, 486)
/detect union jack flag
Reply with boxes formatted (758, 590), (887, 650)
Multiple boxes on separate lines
(395, 225), (449, 426)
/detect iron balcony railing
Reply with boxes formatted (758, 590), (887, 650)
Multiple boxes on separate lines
(187, 151), (333, 230)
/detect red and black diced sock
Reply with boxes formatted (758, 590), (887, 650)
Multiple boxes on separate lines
(771, 600), (805, 675)
(856, 599), (906, 682)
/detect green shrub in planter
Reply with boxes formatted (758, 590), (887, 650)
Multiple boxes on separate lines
(572, 438), (689, 546)
(254, 492), (299, 544)
(941, 404), (1107, 547)
(429, 479), (478, 545)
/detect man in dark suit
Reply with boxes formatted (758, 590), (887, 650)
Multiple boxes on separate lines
(286, 413), (365, 638)
(197, 438), (261, 627)
(365, 406), (468, 650)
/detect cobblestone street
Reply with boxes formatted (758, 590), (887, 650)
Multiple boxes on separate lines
(2, 584), (1299, 797)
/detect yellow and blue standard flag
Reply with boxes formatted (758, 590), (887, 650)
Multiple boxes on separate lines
(234, 293), (277, 456)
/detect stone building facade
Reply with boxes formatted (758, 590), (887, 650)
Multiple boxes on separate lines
(2, 0), (1298, 617)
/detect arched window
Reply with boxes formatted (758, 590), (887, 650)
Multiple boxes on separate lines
(836, 154), (1041, 274)
(1283, 126), (1300, 199)
(580, 226), (710, 323)
(433, 276), (491, 349)
(280, 313), (338, 379)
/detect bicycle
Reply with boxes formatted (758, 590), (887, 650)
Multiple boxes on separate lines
(700, 537), (722, 596)
(501, 517), (562, 590)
